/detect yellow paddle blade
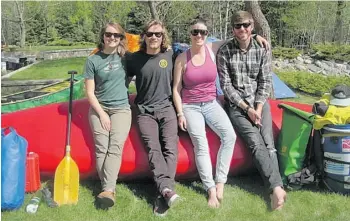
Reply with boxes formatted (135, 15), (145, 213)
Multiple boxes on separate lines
(54, 150), (79, 206)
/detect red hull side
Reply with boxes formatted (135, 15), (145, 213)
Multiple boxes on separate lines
(1, 95), (312, 181)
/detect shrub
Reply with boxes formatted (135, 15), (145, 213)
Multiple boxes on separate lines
(47, 39), (72, 46)
(8, 45), (18, 52)
(272, 47), (301, 60)
(275, 70), (350, 96)
(71, 42), (95, 46)
(311, 43), (350, 62)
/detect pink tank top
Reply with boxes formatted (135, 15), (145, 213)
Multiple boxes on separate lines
(181, 45), (217, 103)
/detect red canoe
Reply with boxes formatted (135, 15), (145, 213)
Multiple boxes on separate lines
(1, 95), (312, 181)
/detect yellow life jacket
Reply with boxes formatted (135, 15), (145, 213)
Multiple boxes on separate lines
(313, 94), (350, 130)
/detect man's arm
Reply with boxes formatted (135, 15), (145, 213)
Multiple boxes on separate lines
(255, 49), (272, 105)
(216, 47), (243, 106)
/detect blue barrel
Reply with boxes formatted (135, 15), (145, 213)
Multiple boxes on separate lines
(322, 124), (350, 194)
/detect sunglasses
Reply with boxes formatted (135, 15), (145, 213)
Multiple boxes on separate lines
(233, 23), (251, 29)
(104, 32), (124, 39)
(190, 29), (208, 36)
(145, 32), (163, 38)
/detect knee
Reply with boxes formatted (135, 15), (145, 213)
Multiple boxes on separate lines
(249, 143), (267, 155)
(193, 143), (210, 155)
(108, 144), (123, 156)
(220, 129), (237, 146)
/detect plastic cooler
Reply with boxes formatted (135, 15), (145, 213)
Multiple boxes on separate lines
(322, 124), (350, 194)
(25, 152), (41, 193)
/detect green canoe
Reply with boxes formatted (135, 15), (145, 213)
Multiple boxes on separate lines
(1, 75), (85, 114)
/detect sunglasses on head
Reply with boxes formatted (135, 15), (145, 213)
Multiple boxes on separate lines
(104, 32), (124, 39)
(233, 23), (251, 29)
(190, 29), (208, 36)
(145, 32), (163, 38)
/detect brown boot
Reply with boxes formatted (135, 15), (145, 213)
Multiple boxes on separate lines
(97, 191), (115, 208)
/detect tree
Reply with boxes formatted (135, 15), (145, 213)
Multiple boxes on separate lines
(148, 0), (159, 20)
(245, 0), (271, 43)
(333, 1), (346, 44)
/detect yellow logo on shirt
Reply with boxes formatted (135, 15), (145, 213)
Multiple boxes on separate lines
(159, 59), (168, 68)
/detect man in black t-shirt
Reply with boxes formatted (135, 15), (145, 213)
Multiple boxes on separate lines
(126, 20), (180, 216)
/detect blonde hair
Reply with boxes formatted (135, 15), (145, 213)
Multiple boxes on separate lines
(97, 22), (127, 57)
(140, 20), (171, 53)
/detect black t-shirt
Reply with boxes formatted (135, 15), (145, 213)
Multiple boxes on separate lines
(126, 50), (174, 113)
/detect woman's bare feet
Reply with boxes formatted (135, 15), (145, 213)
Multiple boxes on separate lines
(208, 187), (220, 208)
(270, 186), (286, 211)
(216, 183), (224, 202)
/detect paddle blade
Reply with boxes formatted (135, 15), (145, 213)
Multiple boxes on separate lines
(54, 154), (79, 206)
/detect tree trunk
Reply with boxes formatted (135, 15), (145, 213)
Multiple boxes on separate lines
(219, 1), (222, 40)
(15, 0), (26, 47)
(224, 1), (229, 40)
(245, 0), (271, 43)
(1, 27), (7, 45)
(333, 1), (345, 44)
(148, 1), (159, 20)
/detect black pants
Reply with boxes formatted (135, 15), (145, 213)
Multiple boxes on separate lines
(137, 105), (179, 194)
(226, 102), (283, 191)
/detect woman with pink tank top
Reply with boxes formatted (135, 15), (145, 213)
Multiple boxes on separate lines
(173, 18), (269, 208)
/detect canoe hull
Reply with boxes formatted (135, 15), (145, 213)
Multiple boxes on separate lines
(1, 95), (312, 181)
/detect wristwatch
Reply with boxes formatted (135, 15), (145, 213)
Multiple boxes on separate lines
(244, 106), (251, 114)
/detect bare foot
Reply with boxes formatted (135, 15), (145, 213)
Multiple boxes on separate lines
(208, 187), (220, 208)
(216, 183), (224, 202)
(270, 186), (286, 211)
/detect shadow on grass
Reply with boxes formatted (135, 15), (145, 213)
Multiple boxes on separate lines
(122, 178), (156, 206)
(80, 178), (109, 210)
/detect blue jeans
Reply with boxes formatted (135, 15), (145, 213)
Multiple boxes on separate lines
(183, 99), (237, 191)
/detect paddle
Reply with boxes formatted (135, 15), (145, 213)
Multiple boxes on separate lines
(54, 70), (79, 205)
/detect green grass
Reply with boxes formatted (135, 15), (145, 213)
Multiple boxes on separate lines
(9, 57), (86, 80)
(2, 174), (350, 221)
(281, 92), (320, 105)
(5, 45), (96, 53)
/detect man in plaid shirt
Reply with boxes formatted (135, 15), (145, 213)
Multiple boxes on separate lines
(216, 11), (286, 211)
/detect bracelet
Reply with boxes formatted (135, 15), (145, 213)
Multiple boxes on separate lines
(244, 106), (251, 114)
(177, 112), (184, 117)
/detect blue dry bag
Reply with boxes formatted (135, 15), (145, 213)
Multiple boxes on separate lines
(1, 127), (28, 210)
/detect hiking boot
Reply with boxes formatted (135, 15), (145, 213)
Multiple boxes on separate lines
(97, 191), (115, 208)
(153, 195), (169, 217)
(162, 189), (180, 207)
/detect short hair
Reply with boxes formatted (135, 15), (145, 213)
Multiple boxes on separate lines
(140, 20), (171, 53)
(231, 11), (254, 27)
(97, 22), (127, 57)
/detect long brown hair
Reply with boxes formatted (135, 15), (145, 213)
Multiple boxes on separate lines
(139, 20), (171, 53)
(97, 22), (127, 57)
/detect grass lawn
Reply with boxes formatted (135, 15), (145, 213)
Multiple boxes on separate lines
(4, 45), (96, 53)
(280, 92), (320, 105)
(2, 174), (349, 221)
(9, 58), (87, 80)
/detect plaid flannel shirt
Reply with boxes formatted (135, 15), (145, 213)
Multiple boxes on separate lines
(216, 37), (272, 107)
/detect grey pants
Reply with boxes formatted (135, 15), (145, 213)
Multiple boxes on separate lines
(88, 107), (131, 192)
(226, 102), (283, 191)
(137, 105), (179, 194)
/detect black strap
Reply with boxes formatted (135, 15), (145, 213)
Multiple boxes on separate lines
(324, 156), (350, 165)
(324, 174), (350, 185)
